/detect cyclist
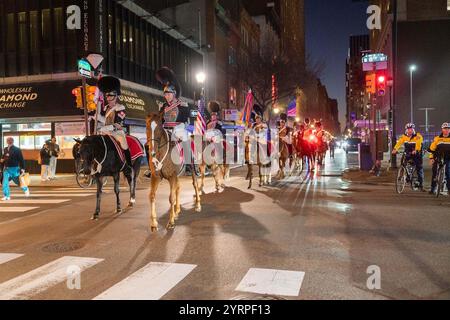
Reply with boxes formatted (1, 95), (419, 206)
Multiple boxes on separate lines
(392, 123), (425, 191)
(428, 122), (450, 195)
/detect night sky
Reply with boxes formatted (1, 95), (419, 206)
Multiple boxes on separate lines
(305, 0), (369, 130)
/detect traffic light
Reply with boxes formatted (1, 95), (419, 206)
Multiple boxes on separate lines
(71, 87), (83, 109)
(365, 73), (376, 94)
(377, 73), (386, 96)
(85, 85), (98, 112)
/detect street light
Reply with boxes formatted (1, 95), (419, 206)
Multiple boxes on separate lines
(196, 71), (206, 84)
(409, 64), (417, 123)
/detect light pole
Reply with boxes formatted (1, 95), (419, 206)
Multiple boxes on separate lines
(409, 65), (416, 123)
(196, 71), (206, 113)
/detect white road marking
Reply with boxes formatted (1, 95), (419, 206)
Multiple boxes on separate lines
(0, 199), (70, 204)
(0, 256), (104, 300)
(11, 194), (93, 197)
(235, 268), (305, 297)
(0, 207), (39, 212)
(0, 253), (24, 265)
(94, 262), (196, 300)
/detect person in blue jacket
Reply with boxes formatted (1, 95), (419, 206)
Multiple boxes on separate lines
(1, 137), (30, 201)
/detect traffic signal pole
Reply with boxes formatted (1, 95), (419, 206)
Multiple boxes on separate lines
(81, 77), (89, 137)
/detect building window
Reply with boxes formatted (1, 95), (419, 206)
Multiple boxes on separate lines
(54, 8), (64, 47)
(116, 17), (121, 53)
(129, 24), (134, 62)
(41, 9), (51, 48)
(18, 12), (27, 52)
(6, 13), (15, 52)
(30, 11), (39, 51)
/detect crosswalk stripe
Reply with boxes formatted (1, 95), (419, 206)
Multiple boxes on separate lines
(11, 194), (93, 198)
(235, 268), (305, 297)
(53, 188), (128, 191)
(0, 253), (24, 265)
(0, 207), (39, 212)
(0, 199), (70, 204)
(94, 262), (196, 300)
(0, 256), (104, 300)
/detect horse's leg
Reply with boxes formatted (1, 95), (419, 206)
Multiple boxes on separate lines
(113, 173), (123, 214)
(92, 175), (102, 220)
(247, 164), (253, 189)
(191, 171), (202, 212)
(212, 163), (222, 192)
(224, 164), (230, 180)
(199, 162), (206, 194)
(166, 176), (177, 230)
(175, 177), (181, 219)
(149, 175), (161, 232)
(127, 161), (140, 207)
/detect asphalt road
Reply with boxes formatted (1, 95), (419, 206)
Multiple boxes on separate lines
(0, 149), (449, 300)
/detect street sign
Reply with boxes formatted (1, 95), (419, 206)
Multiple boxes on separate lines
(362, 53), (388, 71)
(78, 59), (92, 78)
(86, 54), (104, 70)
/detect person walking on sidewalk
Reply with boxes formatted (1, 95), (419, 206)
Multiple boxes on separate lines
(48, 137), (60, 180)
(428, 122), (450, 195)
(392, 123), (425, 191)
(0, 137), (30, 201)
(40, 143), (51, 182)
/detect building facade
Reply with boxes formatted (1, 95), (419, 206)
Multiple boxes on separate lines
(0, 0), (203, 172)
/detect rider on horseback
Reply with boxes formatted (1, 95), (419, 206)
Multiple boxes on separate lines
(97, 76), (133, 170)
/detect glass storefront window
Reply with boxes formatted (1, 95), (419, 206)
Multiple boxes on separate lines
(35, 135), (51, 150)
(20, 136), (36, 150)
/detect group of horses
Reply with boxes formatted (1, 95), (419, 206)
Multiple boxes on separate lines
(74, 113), (330, 232)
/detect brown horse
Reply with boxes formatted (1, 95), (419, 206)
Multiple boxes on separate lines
(146, 113), (202, 232)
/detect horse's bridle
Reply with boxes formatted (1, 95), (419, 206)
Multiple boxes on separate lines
(90, 135), (108, 175)
(149, 121), (170, 172)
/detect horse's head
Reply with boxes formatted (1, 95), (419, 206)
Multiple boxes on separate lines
(78, 136), (100, 175)
(146, 112), (164, 145)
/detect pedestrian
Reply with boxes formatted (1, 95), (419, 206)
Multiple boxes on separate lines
(1, 137), (30, 201)
(329, 138), (336, 159)
(48, 137), (60, 179)
(40, 143), (51, 182)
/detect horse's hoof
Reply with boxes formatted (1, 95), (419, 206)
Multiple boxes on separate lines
(195, 206), (202, 213)
(115, 209), (123, 215)
(166, 223), (175, 230)
(91, 214), (99, 221)
(150, 226), (158, 233)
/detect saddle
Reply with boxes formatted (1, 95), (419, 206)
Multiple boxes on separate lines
(108, 135), (145, 162)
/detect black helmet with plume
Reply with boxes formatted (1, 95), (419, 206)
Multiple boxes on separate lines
(97, 76), (121, 96)
(156, 67), (181, 98)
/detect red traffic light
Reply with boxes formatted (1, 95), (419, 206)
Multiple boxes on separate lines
(377, 75), (386, 83)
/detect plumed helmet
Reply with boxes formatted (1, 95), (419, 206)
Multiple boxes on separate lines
(156, 67), (181, 98)
(279, 112), (287, 122)
(208, 101), (221, 115)
(97, 76), (121, 96)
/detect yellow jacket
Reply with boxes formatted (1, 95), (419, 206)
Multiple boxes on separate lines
(394, 133), (423, 153)
(428, 134), (450, 159)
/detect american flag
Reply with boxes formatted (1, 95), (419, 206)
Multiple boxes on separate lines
(195, 94), (206, 135)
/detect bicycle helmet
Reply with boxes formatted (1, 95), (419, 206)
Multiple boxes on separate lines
(441, 122), (450, 129)
(405, 123), (415, 129)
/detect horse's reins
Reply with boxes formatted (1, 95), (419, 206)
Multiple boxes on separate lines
(149, 121), (170, 173)
(90, 135), (108, 175)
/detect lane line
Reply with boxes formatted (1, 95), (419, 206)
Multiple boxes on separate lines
(0, 199), (70, 204)
(235, 268), (305, 297)
(0, 207), (39, 212)
(0, 253), (24, 265)
(0, 256), (104, 300)
(94, 262), (196, 300)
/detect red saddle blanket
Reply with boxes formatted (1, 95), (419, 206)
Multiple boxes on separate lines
(107, 135), (145, 162)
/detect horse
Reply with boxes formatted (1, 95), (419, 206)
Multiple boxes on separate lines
(245, 127), (272, 188)
(76, 135), (143, 220)
(146, 112), (202, 232)
(277, 134), (290, 180)
(198, 129), (229, 193)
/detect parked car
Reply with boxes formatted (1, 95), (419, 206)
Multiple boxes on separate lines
(342, 138), (362, 154)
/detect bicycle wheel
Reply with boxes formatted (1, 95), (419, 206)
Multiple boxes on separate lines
(395, 167), (406, 194)
(76, 169), (93, 189)
(436, 166), (445, 198)
(410, 167), (419, 191)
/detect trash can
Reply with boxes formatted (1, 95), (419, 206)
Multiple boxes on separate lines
(359, 143), (373, 171)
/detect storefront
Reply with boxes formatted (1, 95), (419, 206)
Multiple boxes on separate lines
(0, 80), (161, 173)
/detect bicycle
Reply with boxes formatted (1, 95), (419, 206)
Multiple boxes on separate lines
(434, 154), (448, 198)
(395, 152), (420, 194)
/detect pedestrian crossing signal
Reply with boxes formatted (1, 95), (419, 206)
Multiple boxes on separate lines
(365, 73), (376, 94)
(71, 87), (83, 109)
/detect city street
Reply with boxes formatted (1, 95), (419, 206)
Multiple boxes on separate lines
(1, 149), (449, 300)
